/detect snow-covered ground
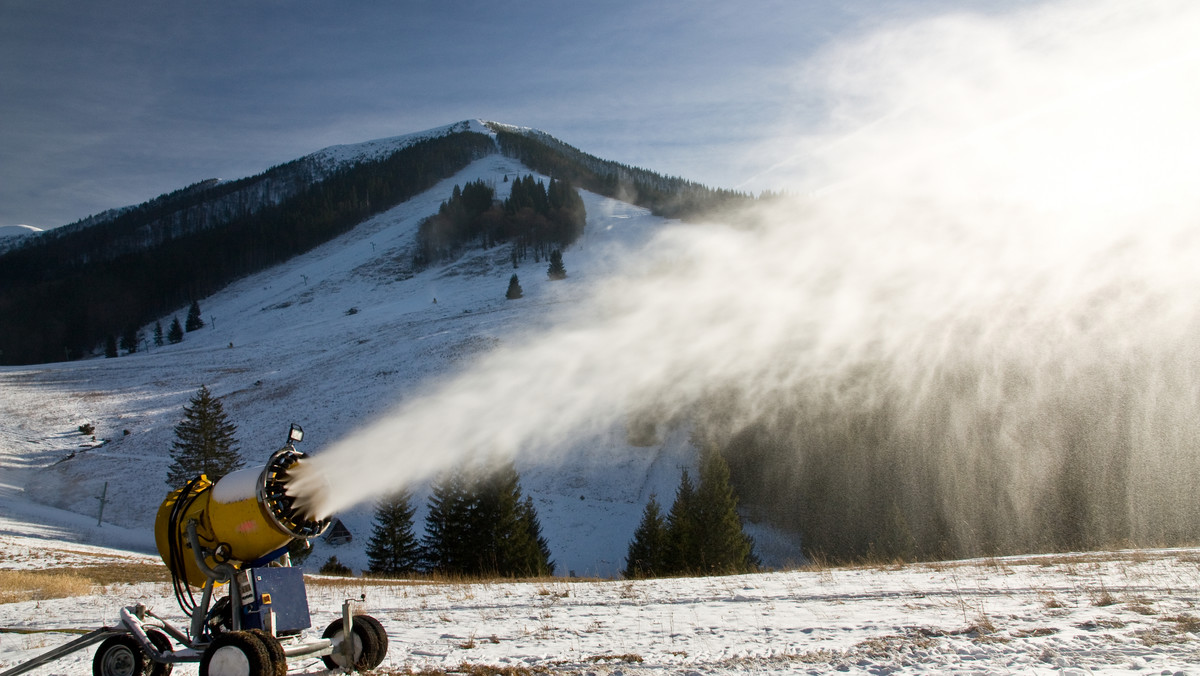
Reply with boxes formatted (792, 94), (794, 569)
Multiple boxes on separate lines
(6, 124), (1200, 673)
(0, 130), (726, 578)
(4, 514), (1200, 675)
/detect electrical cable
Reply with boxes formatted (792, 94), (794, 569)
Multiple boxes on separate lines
(166, 475), (206, 618)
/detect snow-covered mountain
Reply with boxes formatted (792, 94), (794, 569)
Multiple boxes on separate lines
(0, 121), (790, 578)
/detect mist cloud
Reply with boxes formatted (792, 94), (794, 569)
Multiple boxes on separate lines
(291, 0), (1200, 556)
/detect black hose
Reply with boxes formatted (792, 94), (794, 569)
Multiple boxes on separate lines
(167, 476), (206, 617)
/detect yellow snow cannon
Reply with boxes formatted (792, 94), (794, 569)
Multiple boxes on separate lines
(5, 424), (389, 676)
(154, 424), (329, 587)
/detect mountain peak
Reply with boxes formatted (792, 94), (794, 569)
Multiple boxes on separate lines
(304, 119), (501, 173)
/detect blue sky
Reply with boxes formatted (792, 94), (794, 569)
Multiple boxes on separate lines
(1, 0), (1023, 229)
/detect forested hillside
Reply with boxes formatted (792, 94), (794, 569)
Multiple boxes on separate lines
(0, 122), (754, 365)
(489, 123), (752, 220)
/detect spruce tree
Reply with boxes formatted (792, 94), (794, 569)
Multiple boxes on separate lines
(518, 494), (555, 576)
(547, 249), (567, 280)
(366, 488), (422, 576)
(694, 448), (757, 574)
(472, 459), (549, 576)
(153, 321), (164, 347)
(119, 326), (141, 354)
(422, 469), (473, 574)
(664, 469), (699, 574)
(506, 274), (523, 299)
(422, 460), (553, 577)
(166, 385), (243, 487)
(185, 300), (205, 332)
(104, 335), (119, 358)
(167, 317), (184, 344)
(624, 494), (667, 578)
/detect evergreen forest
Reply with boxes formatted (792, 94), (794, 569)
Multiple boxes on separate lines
(414, 174), (586, 267)
(0, 131), (495, 364)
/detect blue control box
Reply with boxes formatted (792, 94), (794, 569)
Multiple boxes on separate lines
(237, 566), (312, 634)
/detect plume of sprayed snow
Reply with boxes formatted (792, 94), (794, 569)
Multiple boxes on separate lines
(291, 0), (1200, 548)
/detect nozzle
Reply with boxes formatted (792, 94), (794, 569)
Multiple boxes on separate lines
(259, 446), (329, 538)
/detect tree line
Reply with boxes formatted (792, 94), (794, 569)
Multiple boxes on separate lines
(415, 173), (586, 268)
(0, 131), (495, 364)
(366, 459), (554, 578)
(623, 448), (758, 578)
(489, 124), (752, 221)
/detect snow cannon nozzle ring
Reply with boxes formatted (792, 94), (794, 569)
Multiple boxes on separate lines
(259, 446), (329, 539)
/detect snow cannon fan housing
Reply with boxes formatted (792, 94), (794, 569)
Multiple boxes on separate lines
(155, 437), (329, 587)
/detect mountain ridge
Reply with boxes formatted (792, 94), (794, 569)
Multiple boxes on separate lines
(0, 120), (750, 366)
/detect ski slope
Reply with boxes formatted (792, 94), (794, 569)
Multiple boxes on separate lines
(0, 135), (731, 579)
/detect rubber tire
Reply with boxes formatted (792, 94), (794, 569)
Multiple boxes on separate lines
(352, 615), (388, 667)
(320, 615), (387, 670)
(246, 629), (287, 676)
(199, 630), (273, 676)
(93, 635), (146, 676)
(144, 630), (175, 676)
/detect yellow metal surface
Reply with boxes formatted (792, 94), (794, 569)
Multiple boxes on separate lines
(154, 475), (293, 587)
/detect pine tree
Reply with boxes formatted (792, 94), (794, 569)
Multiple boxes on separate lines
(518, 494), (555, 576)
(547, 249), (567, 280)
(119, 326), (141, 354)
(166, 385), (243, 487)
(185, 300), (205, 332)
(422, 460), (553, 577)
(104, 334), (118, 358)
(153, 321), (164, 347)
(506, 274), (523, 299)
(471, 460), (535, 576)
(623, 494), (667, 578)
(422, 469), (473, 574)
(693, 448), (757, 574)
(664, 469), (699, 574)
(366, 488), (422, 576)
(167, 317), (184, 344)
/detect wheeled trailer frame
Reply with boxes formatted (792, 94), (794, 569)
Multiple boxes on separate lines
(1, 596), (386, 676)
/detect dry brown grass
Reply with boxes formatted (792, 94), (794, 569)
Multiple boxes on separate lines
(376, 663), (550, 676)
(0, 561), (168, 604)
(69, 563), (170, 585)
(585, 653), (643, 664)
(0, 570), (95, 603)
(1163, 613), (1200, 634)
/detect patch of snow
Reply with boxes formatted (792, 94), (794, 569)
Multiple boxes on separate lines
(0, 224), (42, 239)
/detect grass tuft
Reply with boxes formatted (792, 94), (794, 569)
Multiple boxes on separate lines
(0, 570), (96, 603)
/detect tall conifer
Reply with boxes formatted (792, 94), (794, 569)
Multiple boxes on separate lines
(694, 448), (757, 574)
(422, 469), (472, 574)
(167, 317), (184, 344)
(624, 494), (667, 578)
(366, 488), (421, 575)
(166, 385), (242, 487)
(664, 469), (699, 573)
(185, 300), (205, 332)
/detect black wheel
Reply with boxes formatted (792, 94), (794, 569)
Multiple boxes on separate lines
(246, 629), (287, 676)
(320, 615), (387, 670)
(93, 635), (147, 676)
(199, 630), (273, 676)
(353, 615), (388, 666)
(144, 630), (175, 676)
(205, 596), (233, 638)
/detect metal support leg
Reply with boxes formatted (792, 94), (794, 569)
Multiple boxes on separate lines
(0, 628), (124, 676)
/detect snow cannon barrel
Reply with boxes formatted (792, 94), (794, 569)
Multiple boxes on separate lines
(154, 443), (329, 587)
